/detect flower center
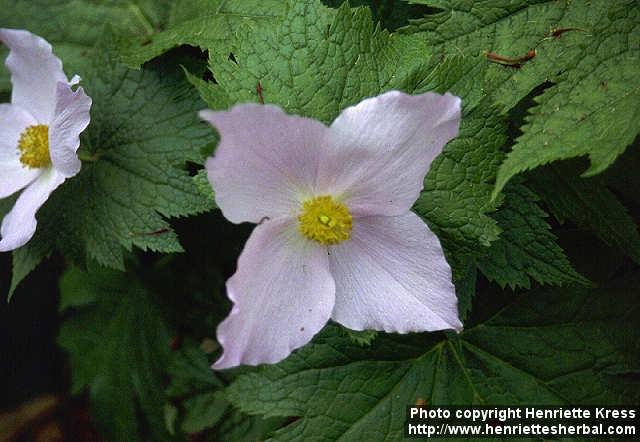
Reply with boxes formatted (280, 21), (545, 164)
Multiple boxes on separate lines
(298, 195), (352, 245)
(18, 125), (51, 169)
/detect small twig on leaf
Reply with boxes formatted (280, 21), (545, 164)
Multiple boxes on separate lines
(551, 27), (587, 38)
(484, 49), (537, 68)
(256, 81), (265, 104)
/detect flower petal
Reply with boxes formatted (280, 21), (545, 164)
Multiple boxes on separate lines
(329, 211), (462, 333)
(0, 168), (65, 252)
(213, 218), (335, 369)
(49, 82), (92, 177)
(0, 28), (68, 123)
(0, 104), (40, 198)
(201, 104), (328, 224)
(318, 91), (461, 216)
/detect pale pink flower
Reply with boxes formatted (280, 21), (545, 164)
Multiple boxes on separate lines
(0, 29), (91, 251)
(200, 91), (462, 369)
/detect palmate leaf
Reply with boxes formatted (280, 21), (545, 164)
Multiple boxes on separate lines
(403, 0), (634, 110)
(199, 0), (433, 122)
(226, 273), (640, 440)
(0, 0), (170, 89)
(119, 0), (442, 68)
(58, 266), (171, 442)
(402, 0), (572, 111)
(8, 40), (213, 296)
(404, 0), (640, 194)
(494, 1), (640, 195)
(120, 0), (288, 67)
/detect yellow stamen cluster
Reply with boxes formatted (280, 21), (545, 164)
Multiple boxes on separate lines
(18, 124), (51, 169)
(298, 195), (352, 245)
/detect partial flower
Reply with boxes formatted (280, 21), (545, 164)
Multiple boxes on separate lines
(200, 91), (462, 369)
(0, 29), (91, 252)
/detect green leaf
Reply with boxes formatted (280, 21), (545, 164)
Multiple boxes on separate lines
(402, 0), (629, 110)
(401, 0), (569, 111)
(323, 0), (440, 31)
(341, 327), (378, 347)
(529, 160), (640, 265)
(16, 44), (212, 272)
(120, 0), (288, 67)
(200, 0), (434, 121)
(0, 195), (40, 301)
(193, 169), (216, 206)
(8, 246), (48, 300)
(182, 392), (228, 434)
(403, 1), (640, 193)
(164, 403), (178, 436)
(477, 181), (588, 289)
(166, 344), (222, 397)
(58, 263), (98, 311)
(58, 266), (171, 442)
(0, 0), (170, 86)
(449, 256), (476, 321)
(211, 410), (288, 441)
(1, 194), (47, 301)
(164, 342), (288, 437)
(415, 101), (507, 312)
(415, 102), (506, 256)
(166, 343), (229, 434)
(491, 1), (640, 194)
(226, 274), (640, 439)
(411, 54), (491, 113)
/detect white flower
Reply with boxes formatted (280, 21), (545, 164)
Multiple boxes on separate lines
(200, 91), (462, 369)
(0, 29), (91, 251)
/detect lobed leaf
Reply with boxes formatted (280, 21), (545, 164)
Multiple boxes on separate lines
(120, 0), (288, 67)
(226, 274), (640, 439)
(200, 0), (433, 121)
(0, 0), (170, 88)
(494, 2), (640, 194)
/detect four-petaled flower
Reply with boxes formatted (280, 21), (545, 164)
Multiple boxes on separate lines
(200, 91), (463, 369)
(0, 29), (91, 251)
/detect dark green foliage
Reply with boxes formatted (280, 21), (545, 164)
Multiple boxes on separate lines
(1, 0), (638, 441)
(530, 160), (640, 265)
(477, 181), (588, 289)
(226, 275), (640, 439)
(58, 267), (172, 441)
